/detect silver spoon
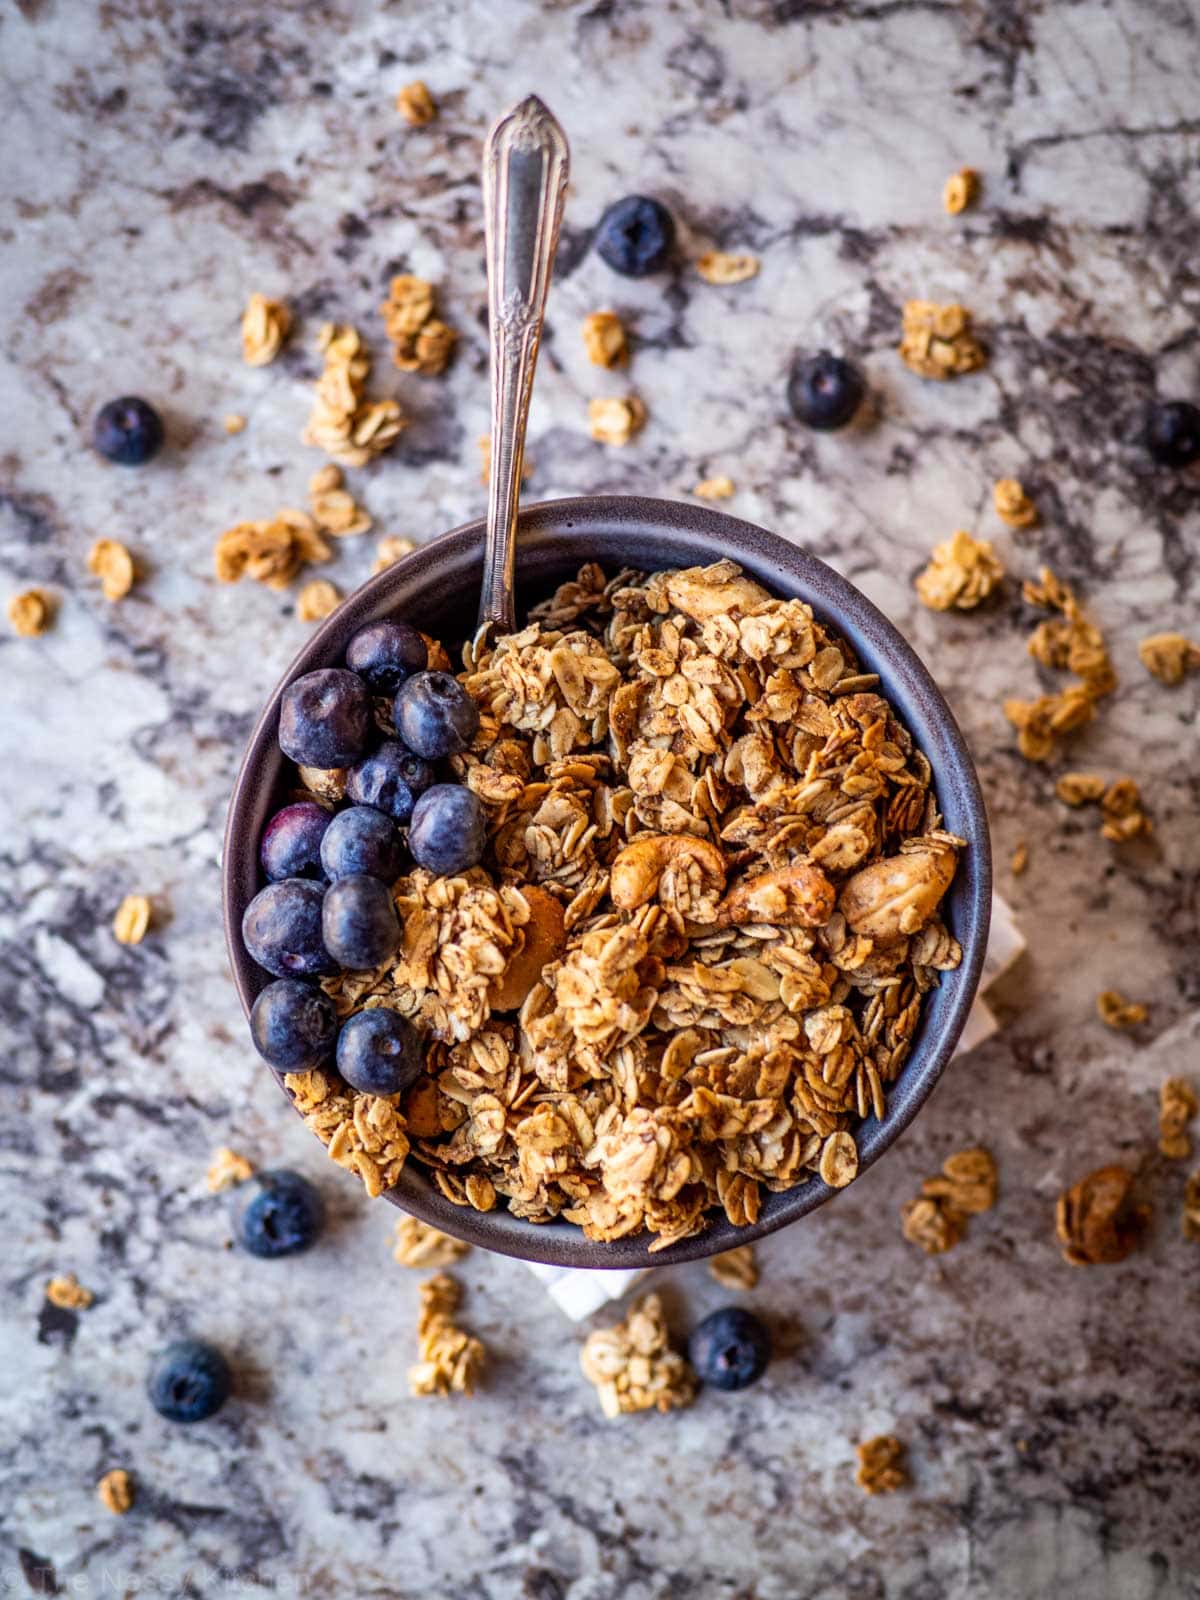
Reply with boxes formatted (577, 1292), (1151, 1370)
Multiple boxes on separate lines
(477, 95), (570, 636)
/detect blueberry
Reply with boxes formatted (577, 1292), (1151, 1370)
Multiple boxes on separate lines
(259, 801), (332, 882)
(787, 351), (865, 431)
(595, 195), (675, 278)
(279, 668), (371, 770)
(345, 620), (428, 694)
(234, 1169), (325, 1258)
(337, 1007), (424, 1096)
(689, 1307), (771, 1391)
(319, 805), (404, 882)
(393, 671), (480, 760)
(408, 784), (485, 876)
(346, 741), (434, 825)
(92, 396), (164, 466)
(321, 873), (400, 969)
(1143, 400), (1200, 468)
(242, 879), (337, 979)
(249, 977), (338, 1072)
(147, 1339), (231, 1423)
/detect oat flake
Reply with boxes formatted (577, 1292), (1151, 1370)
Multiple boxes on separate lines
(113, 894), (152, 945)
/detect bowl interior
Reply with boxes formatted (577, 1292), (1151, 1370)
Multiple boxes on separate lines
(224, 495), (992, 1269)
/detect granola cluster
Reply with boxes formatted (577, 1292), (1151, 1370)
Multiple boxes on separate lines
(855, 1434), (910, 1493)
(579, 1293), (696, 1418)
(1056, 772), (1152, 843)
(914, 529), (1004, 611)
(87, 538), (136, 601)
(9, 588), (54, 636)
(1055, 1164), (1147, 1266)
(899, 300), (986, 379)
(296, 561), (965, 1248)
(302, 323), (405, 467)
(900, 1145), (997, 1255)
(379, 275), (457, 377)
(241, 294), (291, 367)
(408, 1273), (486, 1397)
(214, 508), (332, 591)
(1003, 567), (1116, 762)
(1158, 1078), (1197, 1161)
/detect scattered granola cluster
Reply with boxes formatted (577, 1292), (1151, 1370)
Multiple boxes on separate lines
(379, 275), (457, 377)
(206, 1146), (254, 1192)
(87, 538), (136, 601)
(296, 578), (341, 623)
(1137, 631), (1200, 685)
(241, 294), (291, 367)
(1055, 772), (1152, 843)
(302, 323), (405, 467)
(8, 588), (54, 637)
(993, 477), (1037, 529)
(692, 476), (735, 501)
(214, 508), (332, 591)
(696, 250), (760, 285)
(1003, 567), (1116, 762)
(408, 1272), (486, 1397)
(899, 300), (986, 380)
(396, 79), (437, 126)
(45, 1273), (93, 1310)
(1055, 1164), (1147, 1266)
(943, 167), (979, 215)
(582, 310), (628, 369)
(900, 1145), (997, 1255)
(112, 894), (152, 946)
(708, 1243), (758, 1290)
(588, 394), (646, 447)
(1096, 989), (1148, 1030)
(855, 1434), (910, 1493)
(310, 464), (372, 537)
(914, 530), (1004, 612)
(295, 561), (965, 1248)
(96, 1468), (135, 1515)
(1158, 1078), (1197, 1160)
(579, 1292), (696, 1418)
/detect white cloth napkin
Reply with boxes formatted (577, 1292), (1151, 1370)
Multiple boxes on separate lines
(524, 893), (1025, 1320)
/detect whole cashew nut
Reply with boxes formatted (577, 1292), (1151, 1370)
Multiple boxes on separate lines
(609, 834), (727, 911)
(717, 862), (836, 928)
(838, 847), (957, 946)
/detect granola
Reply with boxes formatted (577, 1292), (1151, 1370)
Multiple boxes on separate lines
(45, 1273), (92, 1310)
(1056, 1164), (1146, 1266)
(696, 251), (760, 285)
(914, 530), (1003, 611)
(214, 509), (331, 591)
(301, 560), (964, 1242)
(1138, 631), (1200, 685)
(379, 275), (457, 376)
(296, 578), (341, 623)
(223, 413), (246, 435)
(396, 79), (437, 125)
(855, 1434), (909, 1493)
(241, 293), (291, 367)
(309, 464), (371, 537)
(1096, 989), (1147, 1030)
(1004, 567), (1115, 761)
(408, 1272), (486, 1396)
(112, 894), (151, 945)
(87, 538), (136, 601)
(1158, 1078), (1196, 1160)
(303, 323), (405, 467)
(579, 1293), (696, 1418)
(1010, 840), (1028, 876)
(899, 300), (986, 379)
(901, 1145), (996, 1254)
(708, 1243), (759, 1290)
(206, 1147), (253, 1192)
(582, 311), (628, 369)
(96, 1469), (135, 1515)
(8, 589), (53, 636)
(993, 477), (1037, 528)
(588, 395), (646, 446)
(943, 168), (979, 215)
(393, 1216), (470, 1268)
(692, 476), (735, 501)
(1099, 777), (1152, 843)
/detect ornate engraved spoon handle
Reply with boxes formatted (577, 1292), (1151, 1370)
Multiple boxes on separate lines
(478, 95), (570, 634)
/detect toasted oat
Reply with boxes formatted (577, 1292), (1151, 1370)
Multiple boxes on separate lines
(45, 1273), (93, 1310)
(1004, 567), (1115, 761)
(96, 1469), (134, 1515)
(900, 1195), (966, 1255)
(112, 894), (152, 946)
(408, 1272), (486, 1397)
(478, 433), (533, 486)
(1100, 777), (1152, 843)
(709, 1243), (759, 1290)
(856, 1435), (910, 1494)
(1138, 631), (1200, 686)
(1010, 840), (1028, 876)
(309, 464), (371, 537)
(397, 79), (437, 126)
(214, 508), (331, 591)
(901, 1145), (996, 1253)
(1055, 772), (1106, 807)
(241, 293), (291, 367)
(303, 323), (404, 467)
(87, 538), (136, 601)
(697, 251), (760, 286)
(692, 475), (735, 501)
(223, 413), (247, 436)
(1158, 1078), (1197, 1160)
(899, 300), (986, 379)
(993, 477), (1037, 528)
(8, 588), (53, 637)
(580, 1293), (696, 1419)
(393, 1216), (470, 1268)
(914, 530), (1003, 611)
(380, 275), (456, 376)
(582, 310), (628, 369)
(206, 1146), (253, 1192)
(588, 395), (646, 447)
(943, 167), (979, 215)
(1097, 989), (1147, 1030)
(819, 1130), (859, 1188)
(372, 535), (417, 574)
(1183, 1169), (1200, 1242)
(1056, 1164), (1146, 1266)
(296, 579), (341, 624)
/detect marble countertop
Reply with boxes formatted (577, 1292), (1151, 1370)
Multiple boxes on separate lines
(3, 1), (1199, 1595)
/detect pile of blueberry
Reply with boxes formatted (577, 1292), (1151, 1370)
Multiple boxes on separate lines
(242, 619), (485, 1094)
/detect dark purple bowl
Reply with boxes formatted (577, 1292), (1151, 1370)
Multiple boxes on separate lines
(223, 496), (992, 1269)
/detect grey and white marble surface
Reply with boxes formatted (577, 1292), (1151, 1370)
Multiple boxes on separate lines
(3, 1), (1200, 1596)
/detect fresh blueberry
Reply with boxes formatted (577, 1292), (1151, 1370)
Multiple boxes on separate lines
(786, 351), (865, 431)
(234, 1169), (325, 1258)
(689, 1307), (771, 1391)
(259, 801), (332, 882)
(279, 668), (371, 770)
(249, 977), (338, 1072)
(321, 873), (400, 969)
(92, 396), (164, 466)
(147, 1339), (231, 1423)
(393, 671), (480, 760)
(319, 805), (404, 882)
(346, 741), (434, 825)
(345, 620), (428, 694)
(408, 784), (485, 876)
(336, 1007), (424, 1096)
(242, 879), (337, 978)
(595, 195), (676, 277)
(1143, 400), (1200, 468)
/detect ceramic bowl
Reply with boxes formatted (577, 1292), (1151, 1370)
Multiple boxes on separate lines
(223, 495), (992, 1268)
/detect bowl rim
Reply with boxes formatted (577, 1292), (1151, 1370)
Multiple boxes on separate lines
(223, 494), (992, 1269)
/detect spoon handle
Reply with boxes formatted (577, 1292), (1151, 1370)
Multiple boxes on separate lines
(478, 95), (570, 634)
